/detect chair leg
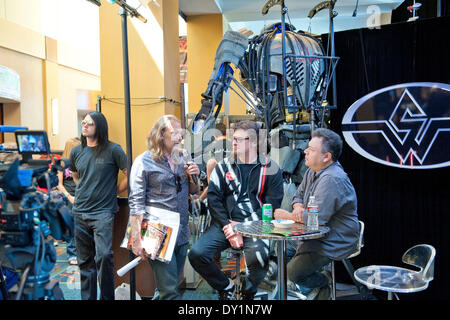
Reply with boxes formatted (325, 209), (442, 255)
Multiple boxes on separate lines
(331, 260), (336, 300)
(342, 259), (371, 300)
(234, 252), (241, 300)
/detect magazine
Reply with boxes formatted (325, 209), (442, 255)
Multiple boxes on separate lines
(121, 207), (179, 263)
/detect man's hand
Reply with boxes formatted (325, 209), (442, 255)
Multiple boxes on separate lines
(223, 220), (243, 249)
(274, 204), (304, 223)
(131, 239), (147, 260)
(184, 161), (200, 182)
(292, 203), (304, 223)
(130, 214), (146, 260)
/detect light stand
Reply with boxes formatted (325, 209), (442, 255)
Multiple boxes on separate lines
(119, 6), (136, 301)
(86, 0), (147, 301)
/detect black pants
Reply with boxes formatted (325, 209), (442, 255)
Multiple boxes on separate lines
(74, 211), (115, 300)
(188, 223), (269, 294)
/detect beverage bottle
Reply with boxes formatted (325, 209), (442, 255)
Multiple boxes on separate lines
(306, 195), (319, 231)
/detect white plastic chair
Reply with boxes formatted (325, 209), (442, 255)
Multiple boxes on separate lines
(354, 244), (436, 300)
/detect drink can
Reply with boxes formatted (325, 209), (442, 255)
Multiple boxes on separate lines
(262, 204), (273, 223)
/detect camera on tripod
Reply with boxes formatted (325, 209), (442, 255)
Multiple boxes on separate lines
(0, 129), (73, 300)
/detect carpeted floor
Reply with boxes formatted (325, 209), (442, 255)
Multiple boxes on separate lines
(51, 241), (82, 300)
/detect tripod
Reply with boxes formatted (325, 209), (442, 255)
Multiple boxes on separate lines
(2, 232), (64, 300)
(0, 265), (10, 300)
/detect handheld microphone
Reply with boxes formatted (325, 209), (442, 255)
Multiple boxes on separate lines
(191, 172), (198, 185)
(173, 148), (198, 184)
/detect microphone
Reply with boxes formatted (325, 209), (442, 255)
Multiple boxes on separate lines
(173, 148), (198, 184)
(191, 172), (198, 185)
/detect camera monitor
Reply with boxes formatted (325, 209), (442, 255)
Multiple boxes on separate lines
(14, 130), (51, 163)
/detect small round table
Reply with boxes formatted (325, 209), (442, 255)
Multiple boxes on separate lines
(234, 220), (329, 300)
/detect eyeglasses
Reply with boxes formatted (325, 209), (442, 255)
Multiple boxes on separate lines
(175, 175), (182, 193)
(233, 137), (250, 143)
(81, 119), (95, 127)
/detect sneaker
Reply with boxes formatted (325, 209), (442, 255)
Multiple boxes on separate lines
(68, 257), (78, 265)
(218, 285), (235, 300)
(241, 290), (255, 300)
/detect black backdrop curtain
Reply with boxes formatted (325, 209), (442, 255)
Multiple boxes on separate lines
(321, 16), (450, 300)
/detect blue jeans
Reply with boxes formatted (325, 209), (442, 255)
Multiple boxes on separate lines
(66, 236), (77, 259)
(65, 202), (76, 259)
(149, 242), (189, 300)
(74, 211), (115, 300)
(287, 251), (331, 290)
(188, 223), (269, 295)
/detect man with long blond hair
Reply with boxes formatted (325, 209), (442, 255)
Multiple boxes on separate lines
(128, 114), (200, 300)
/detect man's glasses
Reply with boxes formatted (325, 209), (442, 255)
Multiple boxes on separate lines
(81, 119), (95, 127)
(175, 175), (182, 193)
(233, 136), (250, 143)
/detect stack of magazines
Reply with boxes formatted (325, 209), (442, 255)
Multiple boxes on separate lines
(121, 219), (173, 262)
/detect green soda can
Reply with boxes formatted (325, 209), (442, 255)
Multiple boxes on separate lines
(262, 204), (273, 223)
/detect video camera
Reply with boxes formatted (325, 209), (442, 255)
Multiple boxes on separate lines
(0, 130), (73, 300)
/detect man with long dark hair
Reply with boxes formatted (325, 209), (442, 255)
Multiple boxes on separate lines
(70, 111), (127, 300)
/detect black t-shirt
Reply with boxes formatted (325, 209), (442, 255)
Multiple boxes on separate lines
(62, 168), (76, 196)
(70, 142), (127, 215)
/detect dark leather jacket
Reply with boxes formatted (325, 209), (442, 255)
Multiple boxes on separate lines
(207, 156), (284, 228)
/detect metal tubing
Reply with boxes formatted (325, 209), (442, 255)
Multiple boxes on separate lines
(120, 6), (135, 300)
(276, 240), (287, 299)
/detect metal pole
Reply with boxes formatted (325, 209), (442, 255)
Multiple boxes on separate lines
(280, 1), (295, 149)
(330, 2), (337, 109)
(276, 240), (287, 300)
(96, 95), (102, 113)
(119, 6), (135, 301)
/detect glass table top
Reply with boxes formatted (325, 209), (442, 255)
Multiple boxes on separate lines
(234, 220), (329, 241)
(354, 265), (429, 293)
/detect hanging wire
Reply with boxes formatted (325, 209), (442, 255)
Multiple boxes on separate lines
(100, 96), (180, 107)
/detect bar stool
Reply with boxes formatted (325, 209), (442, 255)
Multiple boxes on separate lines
(330, 220), (365, 300)
(227, 248), (268, 300)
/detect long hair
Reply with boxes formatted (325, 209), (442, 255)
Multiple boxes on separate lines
(62, 137), (81, 159)
(81, 111), (109, 157)
(146, 115), (180, 162)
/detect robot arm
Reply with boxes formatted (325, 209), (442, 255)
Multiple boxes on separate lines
(189, 31), (249, 135)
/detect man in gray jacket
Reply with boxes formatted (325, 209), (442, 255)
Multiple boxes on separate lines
(274, 128), (359, 300)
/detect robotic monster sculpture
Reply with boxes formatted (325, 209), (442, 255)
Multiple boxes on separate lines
(187, 0), (339, 187)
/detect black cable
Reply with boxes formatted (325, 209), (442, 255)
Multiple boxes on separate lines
(102, 97), (180, 107)
(15, 265), (31, 300)
(353, 0), (360, 17)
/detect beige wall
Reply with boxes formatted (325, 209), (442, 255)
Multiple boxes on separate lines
(99, 0), (180, 163)
(186, 14), (222, 115)
(0, 46), (44, 133)
(58, 65), (101, 147)
(0, 0), (100, 149)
